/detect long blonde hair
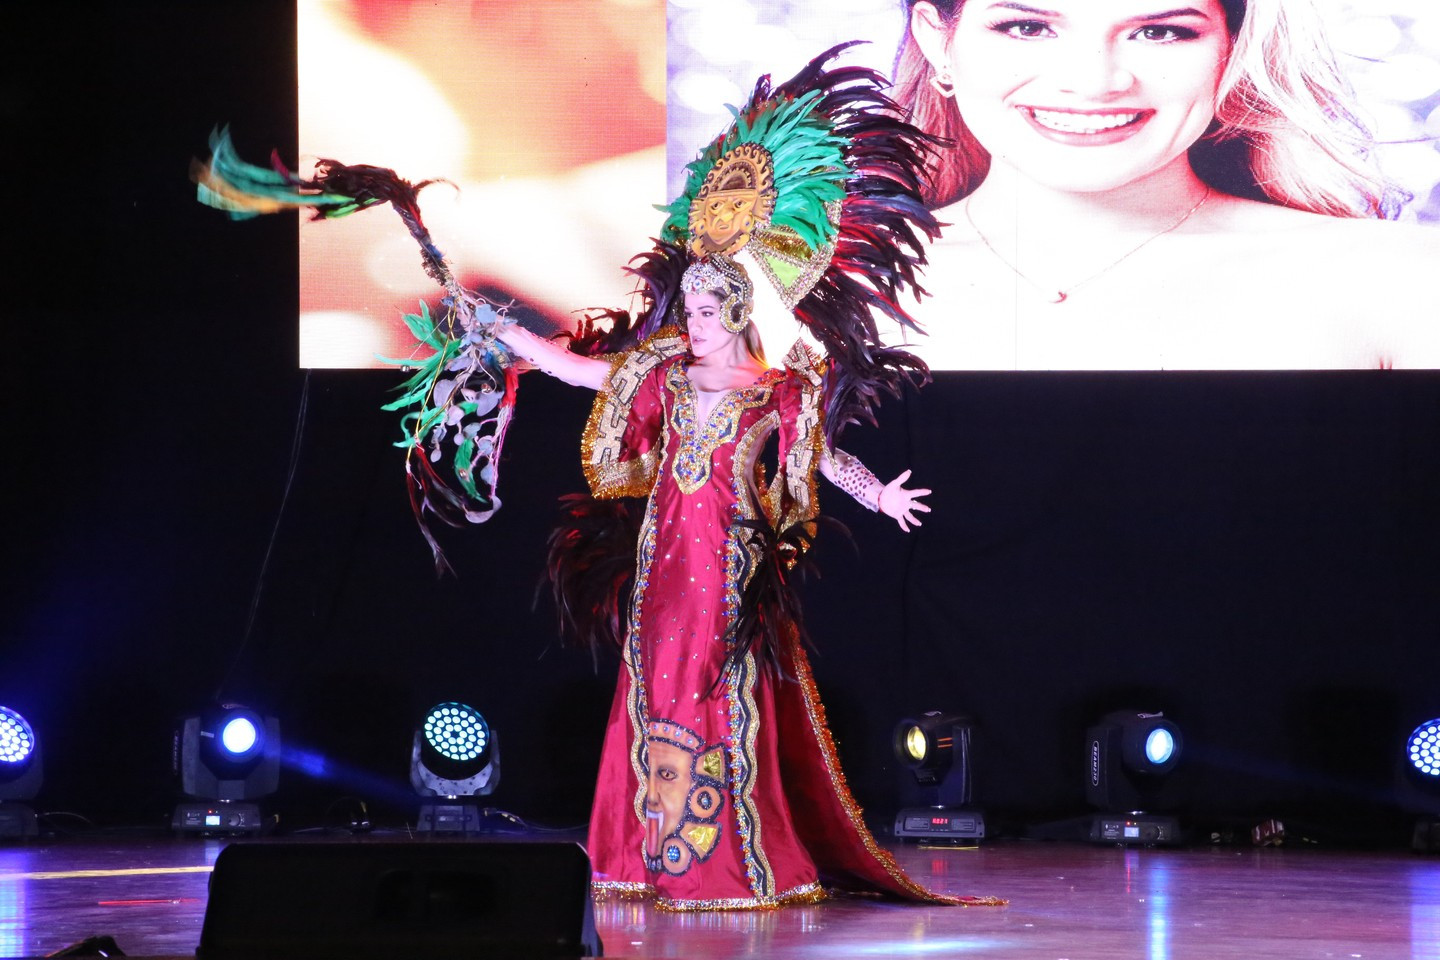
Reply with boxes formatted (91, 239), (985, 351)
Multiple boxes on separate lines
(740, 321), (767, 367)
(892, 0), (1398, 217)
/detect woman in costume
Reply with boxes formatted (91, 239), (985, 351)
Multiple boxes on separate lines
(497, 257), (934, 908)
(892, 0), (1440, 370)
(494, 47), (1006, 910)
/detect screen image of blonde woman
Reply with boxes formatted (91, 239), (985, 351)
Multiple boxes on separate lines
(667, 0), (1440, 371)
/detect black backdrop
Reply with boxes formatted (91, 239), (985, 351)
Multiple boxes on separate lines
(4, 3), (1436, 842)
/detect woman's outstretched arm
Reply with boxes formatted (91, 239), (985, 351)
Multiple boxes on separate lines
(495, 324), (610, 390)
(820, 447), (932, 532)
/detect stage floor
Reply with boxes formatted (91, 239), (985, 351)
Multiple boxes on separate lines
(2, 831), (1436, 959)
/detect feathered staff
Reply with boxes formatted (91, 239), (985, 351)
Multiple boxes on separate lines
(193, 128), (514, 573)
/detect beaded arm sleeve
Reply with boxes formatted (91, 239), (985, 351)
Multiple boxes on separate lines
(820, 446), (883, 513)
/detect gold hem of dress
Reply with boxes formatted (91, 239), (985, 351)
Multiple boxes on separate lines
(591, 880), (828, 912)
(591, 880), (654, 900)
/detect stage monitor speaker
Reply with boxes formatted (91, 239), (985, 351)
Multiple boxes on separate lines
(197, 840), (602, 959)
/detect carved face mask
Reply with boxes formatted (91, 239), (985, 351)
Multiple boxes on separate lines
(687, 143), (776, 258)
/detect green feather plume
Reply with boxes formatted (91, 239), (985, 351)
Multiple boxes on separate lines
(661, 88), (849, 255)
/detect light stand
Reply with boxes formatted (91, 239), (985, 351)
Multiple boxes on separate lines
(893, 712), (984, 844)
(0, 707), (42, 840)
(411, 703), (500, 835)
(172, 705), (280, 836)
(1085, 710), (1183, 846)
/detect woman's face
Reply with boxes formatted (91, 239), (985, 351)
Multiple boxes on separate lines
(683, 290), (742, 360)
(926, 0), (1232, 193)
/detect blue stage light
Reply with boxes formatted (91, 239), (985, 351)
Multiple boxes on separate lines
(1146, 728), (1176, 766)
(1408, 721), (1440, 779)
(424, 703), (488, 763)
(0, 706), (42, 838)
(0, 709), (35, 766)
(1113, 712), (1183, 776)
(173, 704), (280, 835)
(1399, 716), (1440, 852)
(1085, 710), (1184, 844)
(220, 716), (259, 757)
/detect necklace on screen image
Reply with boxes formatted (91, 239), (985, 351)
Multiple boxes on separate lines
(963, 187), (1212, 304)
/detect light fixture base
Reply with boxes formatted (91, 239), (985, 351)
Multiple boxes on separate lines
(1088, 812), (1181, 846)
(0, 803), (38, 840)
(416, 802), (483, 835)
(1413, 817), (1440, 854)
(894, 806), (985, 842)
(172, 801), (266, 836)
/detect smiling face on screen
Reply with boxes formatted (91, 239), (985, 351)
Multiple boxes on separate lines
(915, 0), (1232, 194)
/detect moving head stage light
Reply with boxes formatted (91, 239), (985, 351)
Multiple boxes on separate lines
(172, 704), (281, 835)
(1400, 717), (1440, 853)
(0, 706), (41, 839)
(411, 702), (499, 834)
(1086, 709), (1184, 845)
(893, 711), (984, 843)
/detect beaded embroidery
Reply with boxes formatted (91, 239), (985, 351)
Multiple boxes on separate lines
(825, 448), (881, 512)
(725, 593), (773, 900)
(666, 364), (782, 495)
(592, 880), (827, 912)
(584, 328), (686, 500)
(626, 496), (661, 823)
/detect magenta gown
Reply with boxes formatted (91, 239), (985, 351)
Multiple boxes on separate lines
(579, 329), (983, 911)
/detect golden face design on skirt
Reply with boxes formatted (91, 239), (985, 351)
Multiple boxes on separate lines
(644, 719), (727, 876)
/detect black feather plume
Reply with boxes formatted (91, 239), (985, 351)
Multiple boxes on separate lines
(707, 513), (850, 697)
(541, 493), (644, 667)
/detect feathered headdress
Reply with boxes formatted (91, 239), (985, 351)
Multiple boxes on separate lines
(194, 128), (514, 574)
(568, 42), (941, 426)
(658, 41), (941, 440)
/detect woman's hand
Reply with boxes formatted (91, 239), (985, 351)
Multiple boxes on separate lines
(877, 470), (931, 532)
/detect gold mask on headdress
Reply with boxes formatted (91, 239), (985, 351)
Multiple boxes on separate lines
(688, 144), (776, 258)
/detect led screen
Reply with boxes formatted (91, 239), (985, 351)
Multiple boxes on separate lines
(300, 0), (1440, 370)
